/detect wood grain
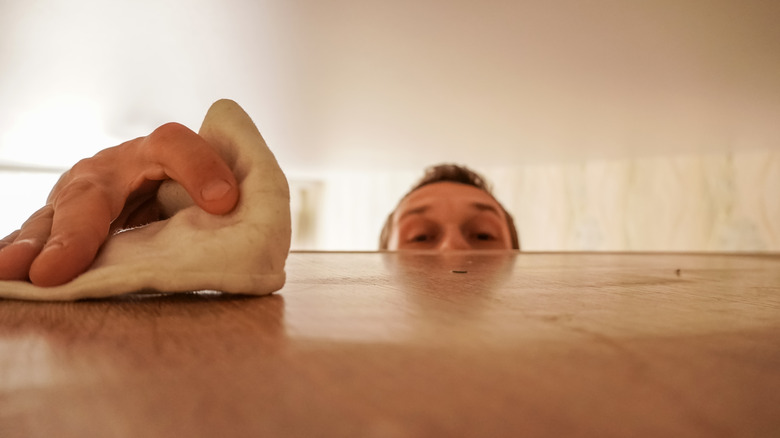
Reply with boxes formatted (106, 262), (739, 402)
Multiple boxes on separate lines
(1, 251), (779, 437)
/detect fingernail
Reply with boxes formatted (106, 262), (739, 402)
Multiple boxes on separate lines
(201, 179), (232, 201)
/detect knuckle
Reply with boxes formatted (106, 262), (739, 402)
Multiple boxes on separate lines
(20, 205), (55, 228)
(60, 177), (102, 197)
(70, 144), (122, 174)
(154, 121), (190, 137)
(55, 177), (114, 210)
(146, 122), (193, 153)
(1, 230), (21, 245)
(70, 153), (104, 175)
(27, 205), (55, 222)
(144, 123), (217, 170)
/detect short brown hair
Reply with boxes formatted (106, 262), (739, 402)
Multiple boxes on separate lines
(379, 164), (520, 249)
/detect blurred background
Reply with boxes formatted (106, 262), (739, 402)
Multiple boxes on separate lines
(1, 0), (778, 251)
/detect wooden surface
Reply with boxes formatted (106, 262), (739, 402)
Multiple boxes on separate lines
(1, 251), (779, 437)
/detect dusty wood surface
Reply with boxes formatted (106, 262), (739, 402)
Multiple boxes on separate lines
(1, 251), (779, 437)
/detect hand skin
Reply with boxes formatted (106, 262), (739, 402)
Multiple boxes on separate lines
(0, 122), (239, 287)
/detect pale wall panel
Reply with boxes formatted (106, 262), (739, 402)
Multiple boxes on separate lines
(490, 150), (780, 252)
(293, 149), (780, 252)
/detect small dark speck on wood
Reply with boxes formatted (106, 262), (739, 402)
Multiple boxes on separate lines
(676, 269), (681, 277)
(452, 270), (468, 274)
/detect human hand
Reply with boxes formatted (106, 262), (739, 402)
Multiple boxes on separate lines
(0, 122), (239, 287)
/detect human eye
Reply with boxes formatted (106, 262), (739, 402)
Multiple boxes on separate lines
(398, 222), (439, 248)
(473, 232), (496, 241)
(410, 233), (431, 242)
(465, 220), (504, 247)
(407, 230), (438, 244)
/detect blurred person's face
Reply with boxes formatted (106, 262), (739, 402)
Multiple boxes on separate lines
(386, 182), (514, 251)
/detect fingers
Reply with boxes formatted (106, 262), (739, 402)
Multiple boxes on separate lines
(0, 241), (44, 281)
(15, 144), (149, 286)
(2, 122), (239, 287)
(28, 180), (115, 286)
(0, 230), (21, 250)
(0, 206), (53, 281)
(142, 122), (239, 215)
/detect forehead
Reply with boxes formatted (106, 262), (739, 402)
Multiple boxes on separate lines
(394, 182), (503, 219)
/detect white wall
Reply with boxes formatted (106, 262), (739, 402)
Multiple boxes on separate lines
(2, 0), (779, 173)
(2, 1), (779, 252)
(0, 170), (61, 237)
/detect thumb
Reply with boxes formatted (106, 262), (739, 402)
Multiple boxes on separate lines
(142, 123), (240, 215)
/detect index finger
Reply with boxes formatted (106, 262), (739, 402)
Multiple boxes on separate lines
(29, 179), (115, 286)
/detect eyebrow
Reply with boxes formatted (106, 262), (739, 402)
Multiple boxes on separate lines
(471, 202), (502, 217)
(399, 205), (430, 220)
(398, 202), (502, 221)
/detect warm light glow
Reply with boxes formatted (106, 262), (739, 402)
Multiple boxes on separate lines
(0, 96), (118, 168)
(0, 171), (61, 236)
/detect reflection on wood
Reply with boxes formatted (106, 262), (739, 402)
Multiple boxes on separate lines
(1, 252), (779, 437)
